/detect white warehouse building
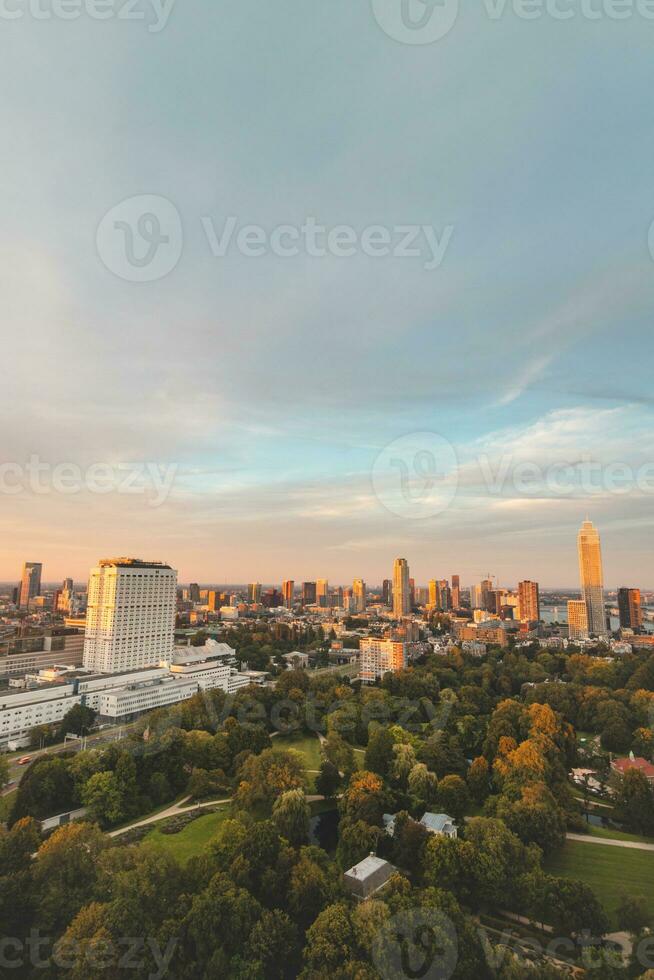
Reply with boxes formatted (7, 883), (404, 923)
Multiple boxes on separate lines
(0, 684), (81, 749)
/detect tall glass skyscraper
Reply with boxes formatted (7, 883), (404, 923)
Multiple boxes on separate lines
(577, 520), (607, 637)
(393, 558), (411, 617)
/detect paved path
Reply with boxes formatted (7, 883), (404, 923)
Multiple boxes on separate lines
(567, 832), (654, 851)
(110, 792), (329, 839)
(109, 796), (231, 838)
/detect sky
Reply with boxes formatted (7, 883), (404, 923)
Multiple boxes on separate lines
(2, 0), (654, 588)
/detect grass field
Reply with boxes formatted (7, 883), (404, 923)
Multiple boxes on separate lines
(545, 840), (654, 928)
(142, 808), (229, 863)
(272, 733), (323, 790)
(0, 789), (16, 824)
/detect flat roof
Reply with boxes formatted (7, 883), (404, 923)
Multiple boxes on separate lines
(98, 558), (172, 570)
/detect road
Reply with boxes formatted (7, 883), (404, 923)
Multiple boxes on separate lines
(567, 832), (654, 851)
(4, 721), (138, 783)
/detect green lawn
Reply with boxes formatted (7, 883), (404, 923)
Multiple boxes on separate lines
(142, 808), (229, 864)
(545, 840), (654, 929)
(0, 790), (16, 824)
(272, 733), (324, 789)
(272, 732), (323, 770)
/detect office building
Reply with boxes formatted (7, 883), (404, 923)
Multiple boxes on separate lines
(352, 579), (367, 613)
(316, 579), (329, 608)
(382, 579), (392, 607)
(301, 581), (316, 605)
(83, 558), (177, 674)
(577, 520), (607, 636)
(451, 575), (460, 609)
(393, 558), (411, 617)
(19, 562), (42, 609)
(618, 588), (643, 630)
(518, 581), (540, 622)
(189, 583), (201, 603)
(359, 638), (408, 682)
(248, 582), (262, 604)
(282, 580), (295, 608)
(568, 600), (589, 641)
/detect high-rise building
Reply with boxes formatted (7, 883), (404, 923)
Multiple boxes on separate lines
(618, 588), (643, 630)
(568, 600), (589, 641)
(451, 575), (460, 609)
(382, 579), (392, 607)
(352, 579), (367, 613)
(83, 558), (177, 673)
(480, 578), (494, 612)
(518, 581), (540, 622)
(316, 579), (329, 608)
(19, 562), (42, 609)
(359, 638), (408, 682)
(248, 582), (262, 604)
(262, 588), (282, 608)
(207, 590), (220, 612)
(282, 580), (295, 608)
(409, 578), (416, 609)
(302, 581), (316, 606)
(189, 582), (201, 603)
(577, 520), (607, 637)
(437, 579), (451, 611)
(428, 579), (438, 607)
(393, 558), (411, 617)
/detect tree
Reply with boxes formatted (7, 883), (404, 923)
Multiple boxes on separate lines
(495, 782), (566, 854)
(234, 749), (304, 813)
(544, 876), (609, 937)
(9, 755), (77, 825)
(391, 811), (429, 873)
(54, 902), (118, 980)
(303, 903), (356, 973)
(364, 727), (395, 779)
(390, 742), (417, 787)
(614, 769), (654, 835)
(407, 763), (438, 810)
(315, 760), (341, 798)
(32, 822), (108, 932)
(288, 848), (338, 927)
(336, 819), (382, 871)
(0, 816), (41, 873)
(339, 771), (388, 826)
(0, 752), (8, 790)
(82, 771), (124, 828)
(437, 774), (470, 822)
(244, 909), (298, 979)
(615, 892), (649, 935)
(323, 734), (355, 778)
(57, 703), (96, 741)
(272, 789), (310, 846)
(184, 871), (262, 964)
(467, 756), (490, 803)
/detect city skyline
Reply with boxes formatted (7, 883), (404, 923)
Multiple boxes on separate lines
(2, 8), (654, 590)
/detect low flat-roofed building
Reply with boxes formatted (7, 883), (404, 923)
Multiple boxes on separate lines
(0, 683), (81, 748)
(98, 676), (200, 720)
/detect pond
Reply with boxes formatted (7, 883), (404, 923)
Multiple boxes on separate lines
(310, 808), (339, 851)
